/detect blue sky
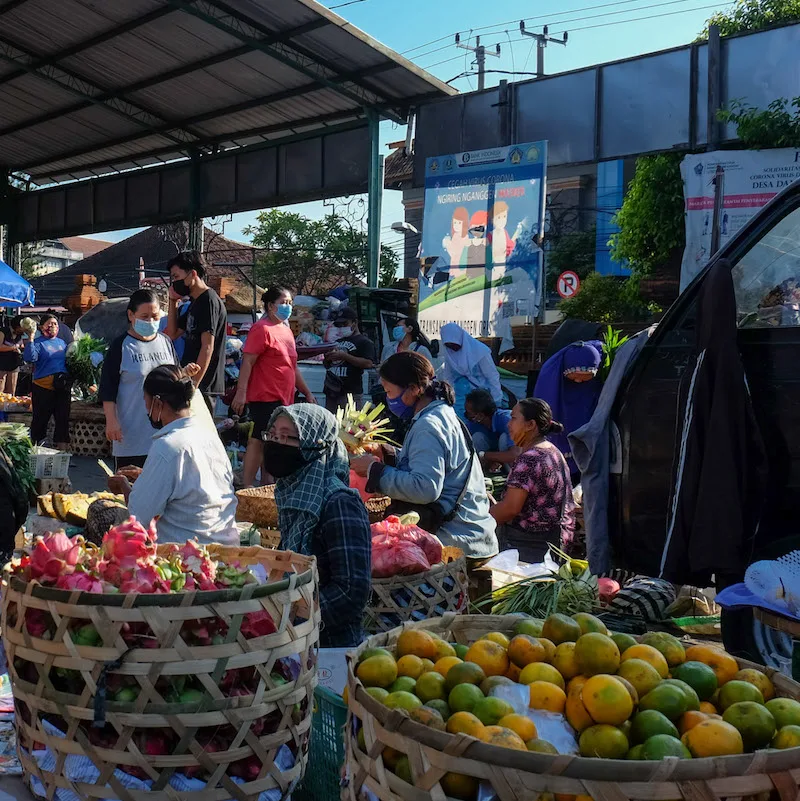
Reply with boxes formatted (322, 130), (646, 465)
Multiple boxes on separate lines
(89, 0), (726, 255)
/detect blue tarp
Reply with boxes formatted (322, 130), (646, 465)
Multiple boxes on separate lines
(0, 259), (34, 307)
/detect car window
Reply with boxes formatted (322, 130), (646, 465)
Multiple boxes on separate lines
(733, 204), (800, 328)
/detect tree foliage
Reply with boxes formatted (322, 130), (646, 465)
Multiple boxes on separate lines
(18, 244), (43, 281)
(718, 97), (800, 148)
(558, 273), (657, 323)
(609, 154), (686, 277)
(700, 0), (800, 37)
(243, 210), (399, 295)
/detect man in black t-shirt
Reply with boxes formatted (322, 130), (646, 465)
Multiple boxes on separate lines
(164, 251), (227, 414)
(323, 306), (376, 412)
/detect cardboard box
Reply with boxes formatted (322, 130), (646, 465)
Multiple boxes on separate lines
(316, 648), (350, 695)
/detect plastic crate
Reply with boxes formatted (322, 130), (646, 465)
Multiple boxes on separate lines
(293, 686), (347, 801)
(29, 446), (70, 479)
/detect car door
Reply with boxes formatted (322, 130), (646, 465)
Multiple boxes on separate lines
(611, 183), (800, 577)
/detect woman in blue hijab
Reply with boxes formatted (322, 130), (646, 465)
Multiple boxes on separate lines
(533, 340), (604, 482)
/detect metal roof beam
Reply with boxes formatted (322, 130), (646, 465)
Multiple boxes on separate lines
(167, 0), (406, 123)
(0, 6), (177, 89)
(0, 17), (332, 141)
(27, 112), (366, 183)
(15, 60), (398, 175)
(0, 33), (201, 147)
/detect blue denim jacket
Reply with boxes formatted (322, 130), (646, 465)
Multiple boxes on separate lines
(375, 401), (498, 559)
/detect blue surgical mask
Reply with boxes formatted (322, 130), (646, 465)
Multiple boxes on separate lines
(392, 325), (406, 342)
(133, 318), (160, 338)
(275, 303), (292, 321)
(386, 391), (416, 420)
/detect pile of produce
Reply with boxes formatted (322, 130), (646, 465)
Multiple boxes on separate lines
(37, 491), (124, 526)
(0, 422), (35, 496)
(0, 393), (31, 410)
(65, 334), (106, 400)
(371, 514), (443, 578)
(336, 395), (396, 455)
(351, 613), (800, 799)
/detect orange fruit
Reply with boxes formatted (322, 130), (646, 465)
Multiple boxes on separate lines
(514, 618), (545, 637)
(365, 687), (389, 703)
(620, 644), (669, 678)
(718, 680), (764, 710)
(448, 683), (485, 714)
(526, 738), (559, 754)
(681, 718), (743, 757)
(529, 681), (567, 714)
(519, 662), (566, 690)
(574, 633), (620, 677)
(538, 638), (557, 663)
(679, 710), (710, 735)
(482, 676), (515, 695)
(434, 656), (463, 678)
(482, 631), (511, 648)
(465, 639), (510, 677)
(446, 711), (486, 737)
(579, 723), (629, 759)
(385, 691), (422, 711)
(381, 746), (404, 770)
(396, 630), (438, 661)
(616, 658), (662, 698)
(566, 682), (595, 733)
(640, 631), (686, 668)
(473, 696), (515, 726)
(432, 638), (457, 660)
(552, 642), (581, 681)
(416, 671), (448, 703)
(542, 614), (582, 645)
(684, 645), (738, 686)
(722, 701), (776, 751)
(396, 655), (425, 679)
(734, 668), (775, 702)
(614, 675), (640, 706)
(479, 725), (528, 750)
(445, 662), (486, 692)
(581, 674), (633, 725)
(356, 654), (398, 688)
(766, 698), (800, 728)
(572, 612), (609, 635)
(440, 772), (479, 800)
(506, 663), (522, 682)
(394, 756), (412, 783)
(498, 713), (538, 742)
(507, 635), (546, 668)
(420, 658), (435, 673)
(773, 724), (800, 749)
(699, 701), (718, 715)
(409, 706), (446, 731)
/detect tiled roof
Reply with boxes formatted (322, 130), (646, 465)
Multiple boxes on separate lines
(58, 236), (112, 258)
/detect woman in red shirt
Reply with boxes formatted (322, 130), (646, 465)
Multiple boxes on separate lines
(232, 287), (317, 487)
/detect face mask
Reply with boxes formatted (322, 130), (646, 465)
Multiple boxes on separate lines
(263, 441), (307, 478)
(134, 318), (160, 338)
(386, 391), (416, 420)
(336, 326), (353, 339)
(275, 303), (292, 322)
(172, 278), (189, 297)
(147, 400), (163, 430)
(392, 325), (406, 342)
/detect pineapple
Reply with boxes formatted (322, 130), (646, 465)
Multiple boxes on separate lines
(336, 395), (397, 454)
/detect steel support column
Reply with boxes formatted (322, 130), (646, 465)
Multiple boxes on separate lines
(366, 110), (383, 287)
(188, 152), (203, 252)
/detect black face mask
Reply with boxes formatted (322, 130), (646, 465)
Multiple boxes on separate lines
(147, 406), (164, 430)
(172, 278), (189, 297)
(263, 441), (307, 478)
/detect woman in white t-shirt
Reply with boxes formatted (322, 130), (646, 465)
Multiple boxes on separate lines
(380, 317), (433, 363)
(100, 289), (198, 470)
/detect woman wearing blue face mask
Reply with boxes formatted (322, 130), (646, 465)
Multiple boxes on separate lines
(380, 317), (433, 363)
(351, 351), (497, 592)
(100, 289), (191, 469)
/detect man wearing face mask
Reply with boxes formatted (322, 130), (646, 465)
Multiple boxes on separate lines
(322, 307), (376, 413)
(231, 286), (317, 488)
(164, 250), (227, 415)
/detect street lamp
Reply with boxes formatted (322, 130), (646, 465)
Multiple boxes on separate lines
(390, 221), (419, 235)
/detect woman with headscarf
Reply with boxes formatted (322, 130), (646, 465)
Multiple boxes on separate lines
(533, 340), (604, 482)
(263, 404), (371, 647)
(440, 323), (503, 420)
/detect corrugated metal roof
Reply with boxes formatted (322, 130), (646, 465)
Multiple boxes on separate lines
(0, 0), (455, 186)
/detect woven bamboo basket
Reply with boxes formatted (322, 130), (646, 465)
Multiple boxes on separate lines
(364, 547), (468, 634)
(235, 485), (279, 529)
(343, 613), (800, 801)
(1, 545), (320, 801)
(364, 495), (391, 524)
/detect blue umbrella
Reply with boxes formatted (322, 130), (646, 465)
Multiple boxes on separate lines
(0, 259), (35, 307)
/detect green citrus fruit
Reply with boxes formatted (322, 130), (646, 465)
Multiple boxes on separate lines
(416, 671), (448, 703)
(639, 684), (687, 721)
(448, 683), (485, 714)
(513, 618), (545, 638)
(611, 632), (638, 653)
(671, 661), (719, 701)
(389, 676), (417, 694)
(424, 699), (451, 720)
(661, 678), (700, 711)
(641, 734), (691, 759)
(722, 701), (776, 751)
(630, 710), (680, 744)
(472, 696), (515, 726)
(445, 661), (486, 692)
(579, 724), (629, 759)
(766, 698), (800, 729)
(718, 680), (764, 711)
(385, 691), (422, 711)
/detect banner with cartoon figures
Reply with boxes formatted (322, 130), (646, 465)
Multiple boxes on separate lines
(419, 141), (547, 340)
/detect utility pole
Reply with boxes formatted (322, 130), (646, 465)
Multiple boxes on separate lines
(519, 22), (568, 78)
(455, 34), (500, 91)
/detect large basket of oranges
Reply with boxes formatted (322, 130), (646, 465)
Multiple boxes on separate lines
(342, 612), (800, 801)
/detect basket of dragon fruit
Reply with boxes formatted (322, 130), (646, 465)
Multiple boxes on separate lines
(1, 517), (320, 801)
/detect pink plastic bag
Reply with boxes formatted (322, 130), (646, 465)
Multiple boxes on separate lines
(370, 516), (443, 566)
(349, 470), (376, 503)
(371, 538), (431, 578)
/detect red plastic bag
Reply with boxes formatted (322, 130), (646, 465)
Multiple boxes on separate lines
(370, 516), (443, 566)
(349, 469), (376, 503)
(371, 538), (431, 578)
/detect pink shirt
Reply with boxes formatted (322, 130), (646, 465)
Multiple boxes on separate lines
(243, 319), (297, 405)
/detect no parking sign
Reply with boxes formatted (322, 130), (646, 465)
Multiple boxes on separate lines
(557, 271), (581, 299)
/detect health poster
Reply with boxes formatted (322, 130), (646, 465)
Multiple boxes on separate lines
(419, 141), (547, 341)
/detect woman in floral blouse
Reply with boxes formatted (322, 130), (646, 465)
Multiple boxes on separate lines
(490, 398), (575, 562)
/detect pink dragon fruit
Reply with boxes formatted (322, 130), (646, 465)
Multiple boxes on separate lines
(229, 755), (262, 782)
(183, 737), (224, 779)
(118, 566), (171, 594)
(240, 610), (277, 639)
(215, 561), (256, 589)
(179, 540), (218, 590)
(24, 608), (53, 639)
(56, 570), (106, 594)
(101, 517), (156, 569)
(29, 532), (83, 583)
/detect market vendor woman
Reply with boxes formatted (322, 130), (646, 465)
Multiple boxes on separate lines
(108, 365), (238, 546)
(263, 404), (371, 647)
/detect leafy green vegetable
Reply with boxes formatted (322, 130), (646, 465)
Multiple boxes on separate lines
(0, 423), (35, 495)
(66, 335), (106, 401)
